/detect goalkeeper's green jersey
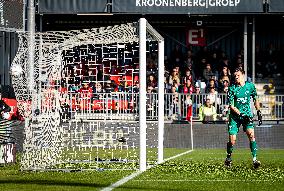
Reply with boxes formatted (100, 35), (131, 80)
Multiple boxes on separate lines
(227, 81), (258, 118)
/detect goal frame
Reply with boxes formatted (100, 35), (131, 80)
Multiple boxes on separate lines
(11, 18), (164, 172)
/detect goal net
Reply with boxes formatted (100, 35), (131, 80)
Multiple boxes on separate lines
(11, 19), (165, 171)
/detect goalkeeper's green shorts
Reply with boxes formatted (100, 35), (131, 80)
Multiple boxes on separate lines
(228, 116), (255, 135)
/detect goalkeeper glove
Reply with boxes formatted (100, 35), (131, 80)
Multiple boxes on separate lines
(257, 110), (262, 126)
(239, 113), (253, 124)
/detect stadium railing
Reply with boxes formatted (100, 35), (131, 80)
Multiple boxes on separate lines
(52, 92), (284, 122)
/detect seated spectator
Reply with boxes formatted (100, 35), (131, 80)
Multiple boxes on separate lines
(147, 55), (157, 76)
(210, 52), (219, 73)
(92, 82), (104, 100)
(79, 82), (93, 99)
(172, 81), (180, 93)
(219, 66), (231, 85)
(184, 50), (195, 73)
(182, 70), (194, 85)
(168, 68), (181, 87)
(198, 98), (217, 124)
(219, 80), (230, 93)
(206, 79), (217, 93)
(171, 44), (184, 69)
(147, 74), (157, 88)
(202, 63), (214, 83)
(182, 79), (194, 94)
(105, 81), (114, 93)
(266, 61), (279, 77)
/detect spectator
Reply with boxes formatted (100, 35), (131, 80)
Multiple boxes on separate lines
(196, 58), (207, 80)
(92, 82), (104, 100)
(171, 44), (183, 69)
(185, 95), (193, 122)
(202, 63), (214, 83)
(182, 79), (194, 94)
(265, 61), (278, 78)
(169, 86), (180, 120)
(219, 66), (231, 86)
(255, 45), (265, 78)
(168, 68), (181, 87)
(210, 52), (219, 73)
(206, 79), (217, 93)
(184, 50), (195, 73)
(146, 86), (156, 119)
(192, 84), (203, 115)
(235, 58), (243, 70)
(79, 82), (93, 99)
(198, 98), (217, 124)
(182, 70), (194, 85)
(147, 74), (157, 88)
(147, 53), (157, 75)
(219, 80), (230, 93)
(207, 87), (221, 113)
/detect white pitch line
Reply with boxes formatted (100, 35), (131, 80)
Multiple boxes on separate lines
(163, 149), (194, 162)
(101, 171), (143, 191)
(100, 149), (194, 191)
(133, 179), (271, 182)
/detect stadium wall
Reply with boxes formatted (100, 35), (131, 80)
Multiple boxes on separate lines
(12, 122), (284, 152)
(164, 123), (284, 149)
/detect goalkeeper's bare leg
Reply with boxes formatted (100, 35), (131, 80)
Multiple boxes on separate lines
(246, 128), (261, 169)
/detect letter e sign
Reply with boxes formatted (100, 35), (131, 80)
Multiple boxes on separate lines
(187, 28), (206, 46)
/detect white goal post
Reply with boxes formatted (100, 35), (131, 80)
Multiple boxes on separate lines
(139, 18), (164, 171)
(11, 18), (164, 171)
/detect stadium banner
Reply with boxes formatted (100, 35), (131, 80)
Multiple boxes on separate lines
(112, 0), (264, 14)
(269, 0), (284, 12)
(186, 28), (206, 46)
(38, 0), (108, 14)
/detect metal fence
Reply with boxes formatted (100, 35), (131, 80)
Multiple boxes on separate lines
(48, 92), (284, 122)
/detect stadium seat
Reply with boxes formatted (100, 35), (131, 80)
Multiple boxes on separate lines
(92, 100), (104, 110)
(123, 76), (133, 86)
(110, 75), (121, 85)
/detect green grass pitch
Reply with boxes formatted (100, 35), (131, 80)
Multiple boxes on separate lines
(0, 148), (283, 191)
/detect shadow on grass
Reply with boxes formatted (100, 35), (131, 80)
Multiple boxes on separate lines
(0, 179), (108, 188)
(0, 179), (169, 191)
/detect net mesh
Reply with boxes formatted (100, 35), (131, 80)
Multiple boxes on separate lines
(0, 0), (24, 31)
(11, 22), (161, 170)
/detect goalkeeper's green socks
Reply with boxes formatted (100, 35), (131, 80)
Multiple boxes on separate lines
(226, 142), (234, 159)
(250, 141), (258, 161)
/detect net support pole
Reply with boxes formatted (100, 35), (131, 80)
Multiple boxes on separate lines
(190, 116), (194, 150)
(252, 16), (255, 83)
(139, 18), (147, 172)
(243, 16), (248, 81)
(158, 40), (164, 164)
(27, 0), (35, 92)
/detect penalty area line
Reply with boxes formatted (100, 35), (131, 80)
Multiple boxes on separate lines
(100, 149), (194, 191)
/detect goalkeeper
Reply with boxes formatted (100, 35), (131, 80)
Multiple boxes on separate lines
(224, 67), (262, 169)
